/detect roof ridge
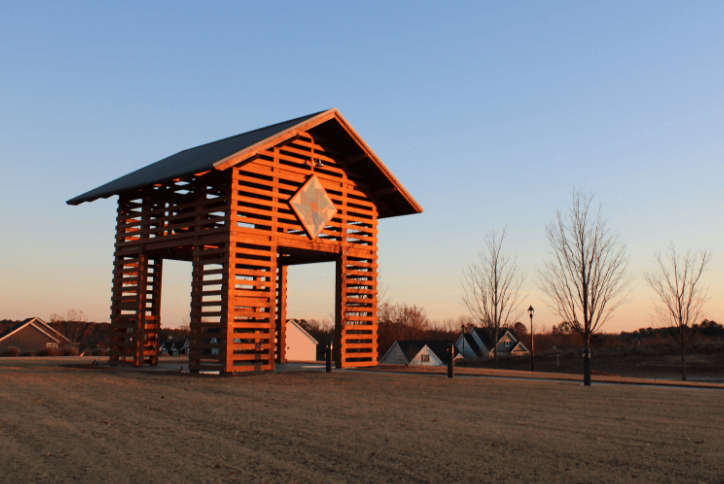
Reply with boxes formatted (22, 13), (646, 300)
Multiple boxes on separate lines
(179, 109), (331, 154)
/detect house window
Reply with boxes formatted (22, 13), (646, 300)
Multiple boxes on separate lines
(397, 353), (403, 362)
(420, 354), (430, 363)
(46, 342), (58, 348)
(504, 341), (510, 347)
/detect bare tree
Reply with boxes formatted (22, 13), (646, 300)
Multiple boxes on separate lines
(462, 227), (524, 369)
(645, 244), (712, 381)
(49, 308), (89, 345)
(538, 189), (629, 386)
(377, 302), (430, 360)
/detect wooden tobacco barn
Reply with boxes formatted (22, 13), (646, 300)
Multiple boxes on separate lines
(68, 109), (422, 373)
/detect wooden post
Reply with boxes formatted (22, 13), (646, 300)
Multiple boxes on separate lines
(276, 264), (287, 364)
(334, 252), (345, 368)
(448, 344), (455, 378)
(326, 344), (332, 373)
(148, 257), (163, 366)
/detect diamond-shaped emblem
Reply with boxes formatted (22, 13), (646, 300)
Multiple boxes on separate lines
(289, 175), (337, 239)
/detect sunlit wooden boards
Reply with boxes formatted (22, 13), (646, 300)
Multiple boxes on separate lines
(107, 130), (381, 372)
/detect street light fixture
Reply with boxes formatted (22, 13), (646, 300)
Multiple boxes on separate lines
(528, 305), (535, 372)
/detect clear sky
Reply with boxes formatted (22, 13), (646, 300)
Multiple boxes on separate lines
(1, 1), (722, 333)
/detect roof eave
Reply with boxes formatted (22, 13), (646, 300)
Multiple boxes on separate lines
(212, 109), (423, 218)
(67, 109), (423, 218)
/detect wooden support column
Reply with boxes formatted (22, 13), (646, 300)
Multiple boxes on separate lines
(147, 257), (163, 365)
(188, 176), (230, 374)
(109, 194), (160, 368)
(134, 252), (148, 367)
(334, 251), (346, 368)
(276, 263), (287, 363)
(188, 249), (203, 372)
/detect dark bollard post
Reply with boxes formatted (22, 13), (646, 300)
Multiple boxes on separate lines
(325, 344), (332, 373)
(447, 344), (455, 379)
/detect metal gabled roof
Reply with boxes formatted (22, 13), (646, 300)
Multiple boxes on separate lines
(67, 108), (423, 218)
(66, 110), (327, 206)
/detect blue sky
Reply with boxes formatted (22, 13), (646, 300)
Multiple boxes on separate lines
(1, 1), (722, 332)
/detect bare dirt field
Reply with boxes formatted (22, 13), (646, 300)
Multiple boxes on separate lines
(1, 357), (723, 483)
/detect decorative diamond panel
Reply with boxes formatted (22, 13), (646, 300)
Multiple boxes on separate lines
(289, 175), (337, 239)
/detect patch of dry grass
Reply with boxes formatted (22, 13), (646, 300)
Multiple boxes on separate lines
(0, 358), (722, 483)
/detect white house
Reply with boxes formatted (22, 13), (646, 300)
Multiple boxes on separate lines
(284, 319), (318, 362)
(379, 340), (460, 366)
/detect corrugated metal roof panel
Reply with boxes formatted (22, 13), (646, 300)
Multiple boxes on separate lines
(66, 110), (328, 205)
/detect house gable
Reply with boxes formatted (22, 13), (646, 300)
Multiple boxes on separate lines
(30, 318), (72, 344)
(497, 331), (517, 351)
(286, 320), (319, 346)
(390, 340), (457, 366)
(469, 328), (492, 357)
(284, 320), (318, 362)
(409, 345), (444, 366)
(0, 317), (71, 345)
(510, 341), (529, 355)
(455, 333), (482, 359)
(0, 319), (65, 353)
(379, 341), (408, 365)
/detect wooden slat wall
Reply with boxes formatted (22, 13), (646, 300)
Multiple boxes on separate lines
(110, 173), (232, 369)
(109, 197), (163, 367)
(188, 239), (230, 373)
(231, 132), (378, 369)
(225, 237), (277, 372)
(336, 252), (378, 368)
(107, 130), (379, 371)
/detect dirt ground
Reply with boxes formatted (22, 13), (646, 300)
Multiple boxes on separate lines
(1, 358), (723, 484)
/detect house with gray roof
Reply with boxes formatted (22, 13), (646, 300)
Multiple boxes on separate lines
(455, 327), (529, 361)
(379, 340), (461, 366)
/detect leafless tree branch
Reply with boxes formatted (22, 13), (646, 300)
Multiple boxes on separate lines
(644, 244), (712, 381)
(462, 227), (525, 368)
(538, 189), (629, 385)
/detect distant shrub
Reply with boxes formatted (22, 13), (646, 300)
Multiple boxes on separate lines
(92, 348), (108, 356)
(63, 346), (79, 356)
(691, 342), (724, 353)
(41, 347), (64, 357)
(2, 347), (20, 357)
(23, 351), (36, 357)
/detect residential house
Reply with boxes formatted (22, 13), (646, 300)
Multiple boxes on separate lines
(0, 317), (72, 354)
(455, 327), (529, 360)
(158, 337), (190, 357)
(379, 340), (460, 366)
(173, 338), (190, 357)
(284, 319), (318, 362)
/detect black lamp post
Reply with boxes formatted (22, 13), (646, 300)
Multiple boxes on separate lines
(528, 305), (535, 372)
(461, 324), (465, 367)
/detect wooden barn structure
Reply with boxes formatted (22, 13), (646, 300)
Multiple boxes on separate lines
(68, 109), (422, 373)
